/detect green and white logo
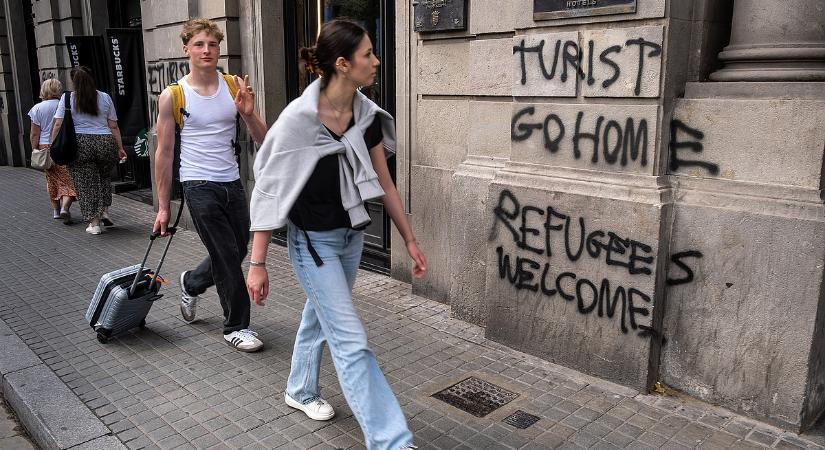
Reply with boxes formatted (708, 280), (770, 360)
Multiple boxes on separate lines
(133, 128), (148, 157)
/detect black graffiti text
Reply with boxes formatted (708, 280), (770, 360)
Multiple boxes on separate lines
(666, 250), (703, 286)
(496, 246), (654, 335)
(514, 37), (662, 96)
(512, 107), (648, 167)
(669, 119), (719, 175)
(492, 189), (654, 276)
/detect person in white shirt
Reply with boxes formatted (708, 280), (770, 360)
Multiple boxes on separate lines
(52, 66), (127, 235)
(152, 19), (268, 352)
(28, 78), (76, 223)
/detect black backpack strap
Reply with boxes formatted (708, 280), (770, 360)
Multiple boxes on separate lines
(232, 113), (242, 160)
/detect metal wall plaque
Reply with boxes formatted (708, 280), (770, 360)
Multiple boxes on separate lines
(534, 0), (637, 20)
(414, 0), (467, 33)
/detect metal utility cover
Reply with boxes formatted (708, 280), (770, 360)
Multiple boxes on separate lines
(503, 410), (541, 429)
(432, 376), (519, 417)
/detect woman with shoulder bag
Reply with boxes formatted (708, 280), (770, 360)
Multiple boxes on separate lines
(51, 67), (127, 235)
(246, 19), (426, 450)
(28, 78), (77, 223)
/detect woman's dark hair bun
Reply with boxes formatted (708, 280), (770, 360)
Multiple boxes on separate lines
(299, 46), (315, 62)
(302, 19), (367, 85)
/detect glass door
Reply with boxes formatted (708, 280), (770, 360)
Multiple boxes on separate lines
(281, 0), (396, 273)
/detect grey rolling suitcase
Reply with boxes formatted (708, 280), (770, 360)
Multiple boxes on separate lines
(85, 202), (183, 343)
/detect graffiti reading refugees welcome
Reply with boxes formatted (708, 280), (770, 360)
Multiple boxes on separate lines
(491, 189), (657, 336)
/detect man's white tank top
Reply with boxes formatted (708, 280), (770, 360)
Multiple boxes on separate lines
(178, 73), (240, 182)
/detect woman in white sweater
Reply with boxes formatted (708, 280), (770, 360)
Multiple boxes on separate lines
(246, 19), (426, 450)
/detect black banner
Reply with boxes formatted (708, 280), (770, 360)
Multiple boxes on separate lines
(64, 35), (112, 94)
(105, 28), (149, 151)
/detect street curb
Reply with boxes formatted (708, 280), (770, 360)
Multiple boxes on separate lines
(0, 318), (126, 450)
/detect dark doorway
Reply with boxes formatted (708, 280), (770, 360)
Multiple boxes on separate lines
(22, 0), (39, 105)
(279, 0), (396, 274)
(108, 0), (153, 201)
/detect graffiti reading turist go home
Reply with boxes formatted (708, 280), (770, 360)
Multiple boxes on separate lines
(492, 189), (656, 337)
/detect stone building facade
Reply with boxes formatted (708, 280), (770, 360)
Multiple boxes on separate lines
(4, 0), (825, 433)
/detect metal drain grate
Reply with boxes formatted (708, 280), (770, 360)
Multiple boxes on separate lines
(503, 410), (541, 429)
(432, 376), (519, 417)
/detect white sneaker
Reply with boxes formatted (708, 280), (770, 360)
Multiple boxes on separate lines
(179, 271), (198, 323)
(224, 329), (263, 352)
(85, 224), (102, 235)
(284, 392), (335, 421)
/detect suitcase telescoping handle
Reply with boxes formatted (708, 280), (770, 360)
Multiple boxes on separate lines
(129, 198), (185, 297)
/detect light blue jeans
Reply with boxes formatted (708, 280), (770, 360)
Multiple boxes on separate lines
(286, 224), (414, 450)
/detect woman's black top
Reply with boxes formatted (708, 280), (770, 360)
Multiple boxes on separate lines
(288, 116), (383, 231)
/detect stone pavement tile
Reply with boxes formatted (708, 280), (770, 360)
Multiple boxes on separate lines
(727, 440), (766, 450)
(697, 431), (743, 449)
(774, 439), (808, 449)
(660, 440), (693, 450)
(652, 414), (690, 439)
(747, 428), (780, 447)
(637, 431), (669, 447)
(258, 433), (290, 448)
(603, 429), (636, 448)
(724, 418), (757, 438)
(670, 421), (715, 447)
(569, 430), (600, 448)
(580, 421), (612, 439)
(0, 435), (38, 449)
(590, 440), (622, 450)
(156, 433), (189, 449)
(326, 432), (359, 449)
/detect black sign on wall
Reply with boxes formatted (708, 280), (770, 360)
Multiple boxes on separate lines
(64, 36), (112, 93)
(105, 28), (148, 149)
(534, 0), (637, 20)
(413, 0), (467, 33)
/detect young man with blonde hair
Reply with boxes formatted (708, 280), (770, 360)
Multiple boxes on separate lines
(153, 18), (268, 351)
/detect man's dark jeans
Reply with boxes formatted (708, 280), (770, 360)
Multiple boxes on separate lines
(181, 179), (250, 334)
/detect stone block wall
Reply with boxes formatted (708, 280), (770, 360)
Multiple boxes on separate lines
(31, 0), (84, 87)
(405, 0), (678, 392)
(402, 0), (825, 432)
(660, 93), (825, 430)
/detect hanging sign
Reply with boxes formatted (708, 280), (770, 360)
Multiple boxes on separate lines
(534, 0), (637, 20)
(65, 36), (111, 92)
(105, 28), (149, 150)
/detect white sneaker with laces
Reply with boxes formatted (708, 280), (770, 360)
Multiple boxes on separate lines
(284, 392), (335, 421)
(179, 271), (198, 323)
(224, 329), (263, 352)
(85, 224), (102, 235)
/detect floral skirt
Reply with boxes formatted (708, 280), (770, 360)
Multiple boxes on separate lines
(42, 145), (77, 201)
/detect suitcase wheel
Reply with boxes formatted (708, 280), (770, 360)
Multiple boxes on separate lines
(96, 328), (111, 344)
(139, 319), (146, 329)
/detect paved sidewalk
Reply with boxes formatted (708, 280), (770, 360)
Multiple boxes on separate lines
(0, 166), (824, 450)
(0, 394), (36, 450)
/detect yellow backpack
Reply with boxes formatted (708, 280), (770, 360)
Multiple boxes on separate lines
(168, 73), (238, 130)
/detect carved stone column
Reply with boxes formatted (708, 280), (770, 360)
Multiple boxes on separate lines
(710, 0), (825, 81)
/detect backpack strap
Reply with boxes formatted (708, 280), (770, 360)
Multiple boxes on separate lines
(221, 73), (243, 159)
(168, 82), (185, 131)
(222, 73), (238, 100)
